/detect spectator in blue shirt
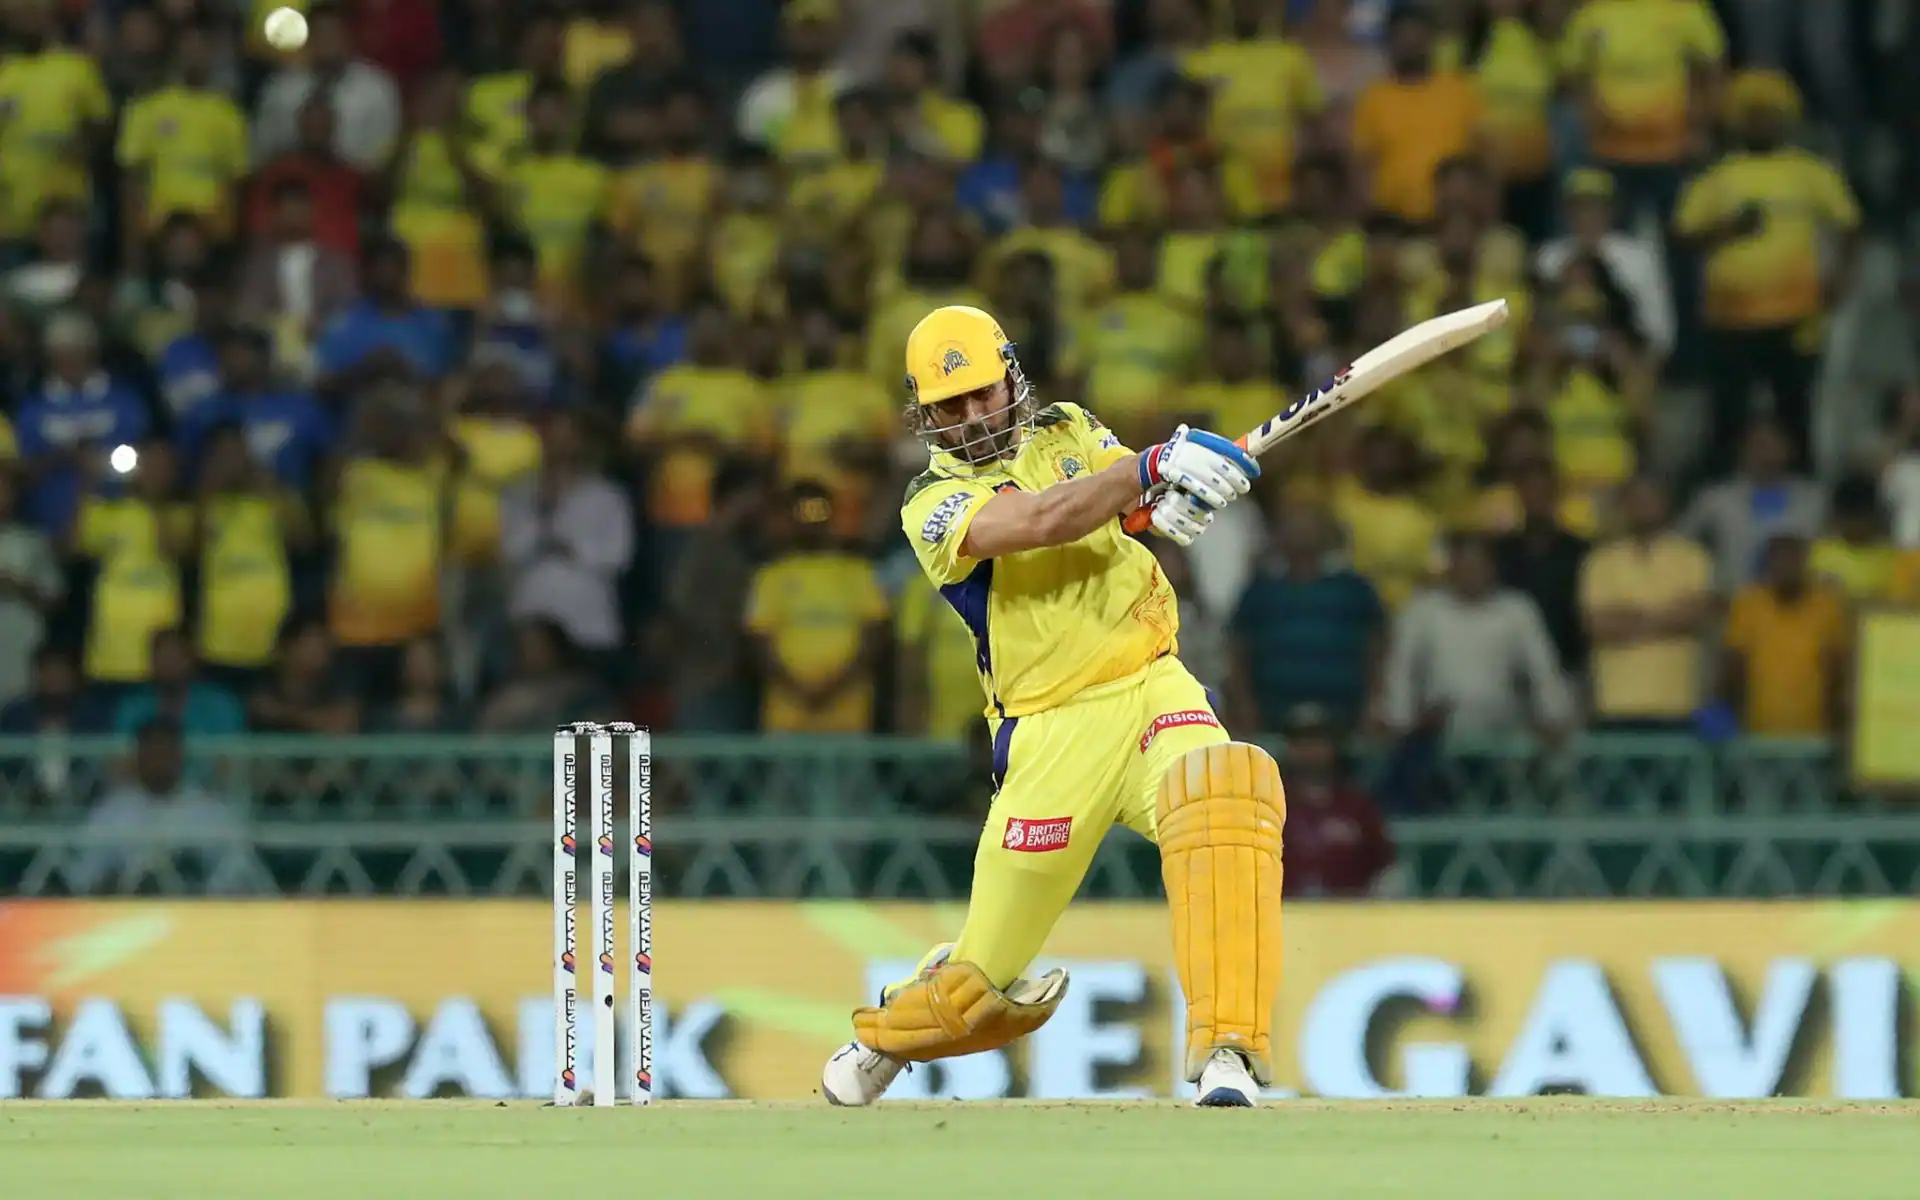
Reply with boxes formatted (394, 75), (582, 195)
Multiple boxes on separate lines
(957, 91), (1096, 235)
(15, 311), (153, 534)
(1226, 504), (1387, 730)
(155, 263), (234, 424)
(599, 251), (686, 407)
(473, 235), (561, 404)
(312, 235), (456, 399)
(113, 627), (247, 737)
(177, 326), (332, 490)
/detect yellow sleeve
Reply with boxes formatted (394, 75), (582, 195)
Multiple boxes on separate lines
(589, 164), (614, 218)
(1098, 166), (1143, 228)
(116, 101), (150, 169)
(901, 476), (996, 585)
(952, 104), (985, 162)
(1812, 161), (1860, 229)
(1684, 1), (1727, 62)
(79, 60), (110, 123)
(1067, 402), (1132, 471)
(744, 563), (782, 634)
(1672, 169), (1723, 237)
(76, 501), (114, 558)
(1557, 8), (1596, 74)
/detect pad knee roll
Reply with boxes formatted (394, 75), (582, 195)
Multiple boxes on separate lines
(1157, 741), (1285, 1083)
(853, 960), (1068, 1062)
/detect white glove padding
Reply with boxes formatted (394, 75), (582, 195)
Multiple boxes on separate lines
(1149, 485), (1216, 546)
(1138, 424), (1260, 511)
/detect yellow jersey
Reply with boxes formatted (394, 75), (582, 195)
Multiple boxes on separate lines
(77, 498), (189, 683)
(1560, 0), (1724, 164)
(900, 402), (1176, 718)
(1180, 37), (1323, 207)
(0, 49), (111, 238)
(329, 458), (445, 646)
(609, 156), (718, 301)
(199, 492), (300, 668)
(1674, 148), (1858, 330)
(391, 132), (501, 309)
(116, 85), (250, 232)
(499, 151), (611, 298)
(746, 551), (889, 733)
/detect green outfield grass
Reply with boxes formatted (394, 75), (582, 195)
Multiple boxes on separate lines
(4, 1099), (1915, 1199)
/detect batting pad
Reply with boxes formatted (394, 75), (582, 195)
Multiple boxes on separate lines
(1157, 741), (1285, 1083)
(853, 960), (1068, 1061)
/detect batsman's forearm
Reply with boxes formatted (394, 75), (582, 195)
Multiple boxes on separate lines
(963, 458), (1143, 558)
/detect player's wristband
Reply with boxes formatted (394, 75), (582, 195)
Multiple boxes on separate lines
(1138, 443), (1167, 491)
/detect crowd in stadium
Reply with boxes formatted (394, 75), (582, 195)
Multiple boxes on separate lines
(0, 0), (1912, 777)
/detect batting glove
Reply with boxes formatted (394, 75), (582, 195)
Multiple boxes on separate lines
(1139, 425), (1260, 511)
(1149, 485), (1216, 546)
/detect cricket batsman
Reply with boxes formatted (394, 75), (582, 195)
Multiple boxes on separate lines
(821, 306), (1285, 1108)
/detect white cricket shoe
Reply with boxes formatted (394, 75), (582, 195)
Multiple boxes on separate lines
(1193, 1049), (1257, 1108)
(821, 1041), (906, 1107)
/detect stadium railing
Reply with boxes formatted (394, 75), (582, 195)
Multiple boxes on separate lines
(0, 734), (1914, 899)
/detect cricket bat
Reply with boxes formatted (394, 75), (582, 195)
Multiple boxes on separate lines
(1120, 298), (1511, 534)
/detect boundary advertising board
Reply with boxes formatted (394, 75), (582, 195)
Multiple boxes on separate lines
(0, 901), (1912, 1099)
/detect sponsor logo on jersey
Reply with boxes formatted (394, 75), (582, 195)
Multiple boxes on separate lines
(919, 491), (976, 544)
(1002, 816), (1073, 853)
(1139, 709), (1220, 752)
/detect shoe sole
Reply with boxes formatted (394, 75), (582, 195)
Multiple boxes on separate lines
(1195, 1087), (1255, 1108)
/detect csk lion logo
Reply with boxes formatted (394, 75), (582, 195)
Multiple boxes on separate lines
(941, 347), (970, 375)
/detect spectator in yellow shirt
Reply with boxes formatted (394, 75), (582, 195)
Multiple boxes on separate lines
(1674, 71), (1859, 476)
(0, 6), (111, 246)
(1179, 0), (1326, 211)
(328, 382), (464, 702)
(881, 32), (984, 164)
(191, 425), (310, 695)
(116, 19), (249, 249)
(1560, 0), (1723, 230)
(1581, 474), (1714, 729)
(607, 81), (720, 310)
(1352, 6), (1484, 224)
(1333, 424), (1444, 612)
(466, 9), (569, 162)
(1811, 476), (1897, 604)
(498, 80), (612, 313)
(1454, 0), (1557, 240)
(1076, 223), (1199, 446)
(626, 301), (774, 542)
(1722, 533), (1850, 737)
(69, 440), (190, 693)
(745, 482), (889, 734)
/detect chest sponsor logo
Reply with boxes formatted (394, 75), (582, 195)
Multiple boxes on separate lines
(1139, 709), (1220, 752)
(1002, 816), (1072, 853)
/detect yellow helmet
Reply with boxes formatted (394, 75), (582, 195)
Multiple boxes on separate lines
(904, 305), (1018, 407)
(901, 305), (1037, 466)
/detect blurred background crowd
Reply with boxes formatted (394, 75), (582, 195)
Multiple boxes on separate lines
(0, 0), (1914, 826)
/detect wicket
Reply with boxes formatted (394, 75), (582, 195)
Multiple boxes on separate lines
(551, 721), (653, 1106)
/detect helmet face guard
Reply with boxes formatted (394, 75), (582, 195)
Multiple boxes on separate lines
(905, 343), (1038, 470)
